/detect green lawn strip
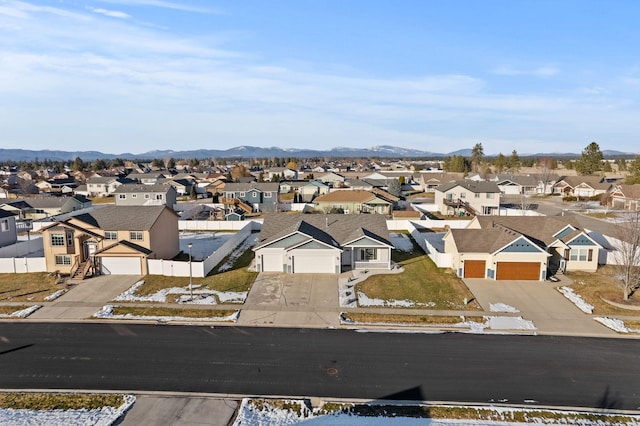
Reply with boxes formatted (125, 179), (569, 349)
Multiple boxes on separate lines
(110, 305), (238, 319)
(0, 273), (63, 303)
(0, 305), (33, 316)
(565, 267), (640, 315)
(134, 247), (258, 297)
(0, 392), (124, 410)
(341, 312), (483, 325)
(357, 238), (478, 310)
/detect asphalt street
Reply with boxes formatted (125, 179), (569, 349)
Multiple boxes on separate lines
(1, 323), (639, 410)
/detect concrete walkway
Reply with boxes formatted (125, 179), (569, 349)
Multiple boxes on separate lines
(27, 275), (141, 321)
(463, 276), (618, 336)
(120, 395), (237, 426)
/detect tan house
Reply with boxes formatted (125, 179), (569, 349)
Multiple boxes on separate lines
(552, 176), (612, 197)
(313, 190), (392, 215)
(434, 181), (501, 216)
(608, 184), (640, 211)
(444, 216), (602, 281)
(40, 205), (179, 278)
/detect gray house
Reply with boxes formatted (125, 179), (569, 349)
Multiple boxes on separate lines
(0, 210), (18, 248)
(113, 184), (177, 207)
(223, 182), (280, 212)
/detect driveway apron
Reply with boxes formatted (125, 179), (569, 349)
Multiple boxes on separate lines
(464, 278), (616, 336)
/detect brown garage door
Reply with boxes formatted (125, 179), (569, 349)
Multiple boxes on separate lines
(464, 260), (486, 278)
(496, 262), (540, 280)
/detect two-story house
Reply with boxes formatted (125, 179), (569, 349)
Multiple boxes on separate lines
(223, 182), (280, 213)
(113, 184), (177, 207)
(85, 176), (132, 197)
(434, 181), (501, 216)
(39, 205), (180, 278)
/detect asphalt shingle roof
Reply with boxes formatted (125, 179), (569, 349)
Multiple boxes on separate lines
(72, 205), (171, 230)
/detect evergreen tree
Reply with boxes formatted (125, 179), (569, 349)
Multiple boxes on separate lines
(471, 143), (484, 173)
(627, 157), (640, 184)
(575, 142), (603, 175)
(494, 153), (506, 173)
(508, 150), (521, 172)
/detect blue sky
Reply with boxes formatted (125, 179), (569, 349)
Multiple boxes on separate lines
(1, 0), (640, 156)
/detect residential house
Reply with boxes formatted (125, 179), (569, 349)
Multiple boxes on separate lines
(253, 213), (393, 273)
(39, 205), (180, 278)
(85, 176), (132, 197)
(552, 176), (612, 198)
(223, 182), (280, 213)
(0, 195), (92, 221)
(316, 172), (346, 186)
(608, 184), (640, 211)
(265, 167), (298, 181)
(418, 172), (464, 192)
(313, 190), (393, 215)
(344, 179), (374, 191)
(434, 181), (501, 216)
(494, 174), (539, 195)
(0, 210), (18, 248)
(126, 172), (168, 184)
(113, 184), (177, 207)
(444, 216), (603, 281)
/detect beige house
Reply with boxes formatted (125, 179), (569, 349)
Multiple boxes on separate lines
(444, 216), (602, 281)
(40, 205), (179, 278)
(434, 181), (501, 216)
(313, 190), (392, 215)
(608, 184), (640, 211)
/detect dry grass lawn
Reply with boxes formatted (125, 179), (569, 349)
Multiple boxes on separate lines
(565, 266), (640, 315)
(0, 305), (31, 316)
(133, 246), (258, 298)
(342, 312), (483, 325)
(109, 306), (238, 319)
(0, 273), (64, 302)
(356, 238), (479, 310)
(0, 393), (124, 410)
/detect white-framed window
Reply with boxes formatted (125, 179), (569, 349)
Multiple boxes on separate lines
(360, 248), (377, 261)
(118, 194), (126, 199)
(264, 192), (272, 198)
(104, 231), (118, 240)
(130, 231), (143, 241)
(145, 194), (150, 199)
(0, 219), (8, 232)
(55, 255), (71, 265)
(569, 248), (592, 262)
(51, 233), (65, 246)
(132, 194), (137, 198)
(155, 194), (163, 200)
(239, 192), (245, 197)
(460, 192), (466, 199)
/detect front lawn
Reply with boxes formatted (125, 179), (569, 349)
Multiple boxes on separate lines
(342, 312), (483, 325)
(565, 266), (640, 315)
(0, 273), (64, 302)
(106, 306), (238, 319)
(356, 238), (479, 310)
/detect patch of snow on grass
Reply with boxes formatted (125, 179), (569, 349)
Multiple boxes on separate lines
(558, 286), (594, 313)
(490, 303), (519, 313)
(0, 394), (135, 426)
(44, 289), (67, 301)
(93, 305), (239, 322)
(217, 233), (258, 272)
(0, 305), (42, 318)
(112, 280), (247, 304)
(485, 316), (536, 330)
(390, 233), (414, 252)
(594, 317), (640, 333)
(357, 292), (435, 308)
(179, 232), (234, 260)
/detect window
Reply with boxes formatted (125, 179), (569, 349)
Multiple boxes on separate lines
(66, 231), (73, 246)
(487, 193), (495, 199)
(55, 255), (71, 265)
(145, 194), (150, 199)
(264, 192), (272, 198)
(569, 248), (589, 262)
(239, 192), (245, 197)
(132, 194), (137, 198)
(51, 233), (65, 246)
(360, 248), (377, 261)
(155, 194), (163, 200)
(118, 194), (126, 199)
(0, 219), (8, 232)
(104, 231), (118, 240)
(130, 231), (143, 241)
(474, 193), (481, 198)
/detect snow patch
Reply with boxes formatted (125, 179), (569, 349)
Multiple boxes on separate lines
(0, 394), (135, 426)
(490, 303), (519, 313)
(113, 280), (247, 304)
(594, 317), (640, 333)
(93, 305), (239, 322)
(0, 305), (41, 318)
(44, 289), (67, 301)
(357, 292), (435, 308)
(217, 233), (258, 272)
(558, 286), (594, 313)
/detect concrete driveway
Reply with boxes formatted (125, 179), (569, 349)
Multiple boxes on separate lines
(464, 277), (616, 336)
(28, 275), (141, 321)
(239, 272), (339, 328)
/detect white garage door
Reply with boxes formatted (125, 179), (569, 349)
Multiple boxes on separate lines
(261, 253), (283, 272)
(293, 255), (336, 273)
(101, 257), (142, 275)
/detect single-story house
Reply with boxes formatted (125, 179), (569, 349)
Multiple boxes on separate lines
(39, 205), (180, 278)
(313, 190), (393, 215)
(444, 216), (603, 281)
(254, 213), (393, 273)
(0, 195), (92, 221)
(553, 176), (612, 197)
(608, 184), (640, 211)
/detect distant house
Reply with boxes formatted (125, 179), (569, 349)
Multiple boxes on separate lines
(608, 184), (640, 211)
(434, 181), (501, 216)
(494, 174), (538, 195)
(553, 176), (612, 198)
(313, 190), (393, 215)
(444, 216), (603, 281)
(85, 176), (132, 197)
(265, 167), (298, 181)
(126, 172), (168, 185)
(223, 182), (280, 212)
(316, 172), (346, 186)
(254, 213), (393, 273)
(39, 205), (180, 278)
(0, 195), (92, 221)
(113, 184), (177, 207)
(0, 210), (18, 248)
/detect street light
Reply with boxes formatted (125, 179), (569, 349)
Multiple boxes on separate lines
(188, 242), (193, 301)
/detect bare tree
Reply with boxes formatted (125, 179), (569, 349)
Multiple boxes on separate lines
(613, 212), (640, 301)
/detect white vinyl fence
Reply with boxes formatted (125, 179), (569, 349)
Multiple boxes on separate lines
(0, 257), (46, 273)
(179, 219), (263, 231)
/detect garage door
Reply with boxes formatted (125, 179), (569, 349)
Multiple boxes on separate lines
(293, 255), (336, 273)
(261, 253), (283, 272)
(463, 260), (486, 278)
(100, 257), (142, 275)
(496, 262), (540, 280)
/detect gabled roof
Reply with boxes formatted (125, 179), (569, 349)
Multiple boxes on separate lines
(95, 240), (153, 256)
(224, 182), (280, 192)
(436, 180), (501, 194)
(314, 190), (385, 204)
(611, 184), (640, 199)
(450, 228), (535, 253)
(0, 210), (16, 219)
(70, 205), (175, 231)
(113, 184), (172, 194)
(255, 213), (391, 250)
(556, 175), (611, 190)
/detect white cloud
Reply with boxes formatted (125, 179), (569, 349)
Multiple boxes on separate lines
(96, 0), (220, 14)
(89, 8), (131, 19)
(492, 65), (560, 77)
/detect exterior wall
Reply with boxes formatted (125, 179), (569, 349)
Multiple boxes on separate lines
(492, 251), (548, 280)
(42, 225), (80, 274)
(115, 189), (177, 207)
(0, 215), (17, 247)
(147, 209), (180, 260)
